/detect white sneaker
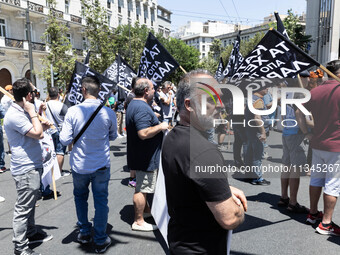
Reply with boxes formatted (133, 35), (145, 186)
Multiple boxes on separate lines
(131, 222), (158, 231)
(0, 196), (5, 202)
(117, 134), (124, 138)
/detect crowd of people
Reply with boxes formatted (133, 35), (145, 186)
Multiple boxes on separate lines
(0, 59), (339, 254)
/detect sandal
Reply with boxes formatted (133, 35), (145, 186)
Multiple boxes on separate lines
(278, 197), (289, 207)
(287, 203), (310, 214)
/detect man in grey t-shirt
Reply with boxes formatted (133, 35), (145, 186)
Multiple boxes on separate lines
(4, 78), (53, 255)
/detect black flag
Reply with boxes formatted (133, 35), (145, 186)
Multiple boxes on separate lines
(137, 32), (179, 87)
(219, 32), (243, 82)
(214, 57), (225, 81)
(64, 61), (117, 108)
(229, 29), (320, 93)
(84, 51), (91, 66)
(274, 12), (289, 39)
(104, 54), (136, 101)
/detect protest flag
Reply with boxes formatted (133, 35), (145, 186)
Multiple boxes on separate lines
(214, 57), (225, 81)
(84, 51), (91, 66)
(137, 32), (179, 87)
(218, 32), (243, 82)
(274, 12), (289, 39)
(228, 29), (322, 93)
(63, 61), (117, 108)
(104, 54), (136, 101)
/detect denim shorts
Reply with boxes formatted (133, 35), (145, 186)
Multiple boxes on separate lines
(51, 131), (67, 155)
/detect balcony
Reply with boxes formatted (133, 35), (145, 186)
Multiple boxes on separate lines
(51, 8), (63, 19)
(71, 15), (82, 24)
(28, 1), (43, 13)
(32, 42), (45, 51)
(5, 38), (23, 48)
(0, 0), (21, 7)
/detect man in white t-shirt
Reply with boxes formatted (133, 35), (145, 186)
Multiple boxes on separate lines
(45, 87), (67, 176)
(158, 81), (173, 124)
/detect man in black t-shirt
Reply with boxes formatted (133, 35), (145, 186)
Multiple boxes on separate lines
(162, 70), (247, 254)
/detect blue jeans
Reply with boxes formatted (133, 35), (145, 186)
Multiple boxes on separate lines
(0, 127), (5, 167)
(245, 130), (264, 181)
(72, 167), (110, 245)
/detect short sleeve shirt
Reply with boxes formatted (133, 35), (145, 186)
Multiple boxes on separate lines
(162, 125), (231, 254)
(4, 103), (43, 175)
(303, 79), (340, 152)
(126, 99), (163, 171)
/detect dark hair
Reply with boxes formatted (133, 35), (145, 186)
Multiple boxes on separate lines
(12, 78), (32, 102)
(81, 76), (100, 96)
(326, 60), (340, 76)
(134, 78), (150, 97)
(48, 87), (59, 99)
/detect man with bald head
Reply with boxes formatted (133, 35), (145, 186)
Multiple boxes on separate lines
(162, 70), (247, 254)
(126, 77), (168, 231)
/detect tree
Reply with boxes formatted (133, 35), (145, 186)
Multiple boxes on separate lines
(162, 37), (200, 83)
(197, 56), (218, 75)
(81, 0), (116, 73)
(112, 22), (151, 72)
(209, 39), (223, 60)
(283, 9), (313, 51)
(40, 0), (76, 90)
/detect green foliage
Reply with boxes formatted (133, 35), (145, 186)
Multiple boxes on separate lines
(40, 0), (76, 90)
(209, 39), (223, 60)
(220, 31), (265, 62)
(283, 9), (313, 51)
(112, 22), (152, 72)
(162, 37), (200, 83)
(197, 56), (218, 75)
(81, 0), (116, 73)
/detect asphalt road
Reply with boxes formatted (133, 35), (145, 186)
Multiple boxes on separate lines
(0, 130), (339, 255)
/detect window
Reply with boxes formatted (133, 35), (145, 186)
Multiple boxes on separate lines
(107, 0), (111, 9)
(0, 19), (6, 38)
(65, 0), (70, 14)
(82, 36), (87, 49)
(66, 33), (73, 45)
(118, 17), (122, 26)
(202, 37), (205, 43)
(107, 14), (111, 25)
(202, 45), (205, 51)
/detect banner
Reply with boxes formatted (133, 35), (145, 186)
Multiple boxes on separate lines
(228, 29), (320, 93)
(40, 131), (61, 189)
(214, 57), (225, 81)
(64, 61), (117, 108)
(219, 32), (243, 82)
(84, 51), (91, 66)
(137, 32), (179, 87)
(104, 54), (136, 101)
(274, 12), (289, 39)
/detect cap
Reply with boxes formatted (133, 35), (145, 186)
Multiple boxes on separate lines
(5, 85), (12, 91)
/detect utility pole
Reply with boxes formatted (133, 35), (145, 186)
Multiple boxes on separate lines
(26, 7), (35, 86)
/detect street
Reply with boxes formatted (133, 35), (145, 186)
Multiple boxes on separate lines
(0, 130), (339, 255)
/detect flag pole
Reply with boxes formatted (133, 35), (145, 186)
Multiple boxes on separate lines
(297, 74), (304, 88)
(51, 167), (58, 200)
(319, 65), (340, 83)
(179, 66), (187, 74)
(117, 83), (131, 93)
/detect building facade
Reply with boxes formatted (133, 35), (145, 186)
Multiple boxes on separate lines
(0, 0), (171, 96)
(306, 0), (340, 64)
(177, 21), (250, 59)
